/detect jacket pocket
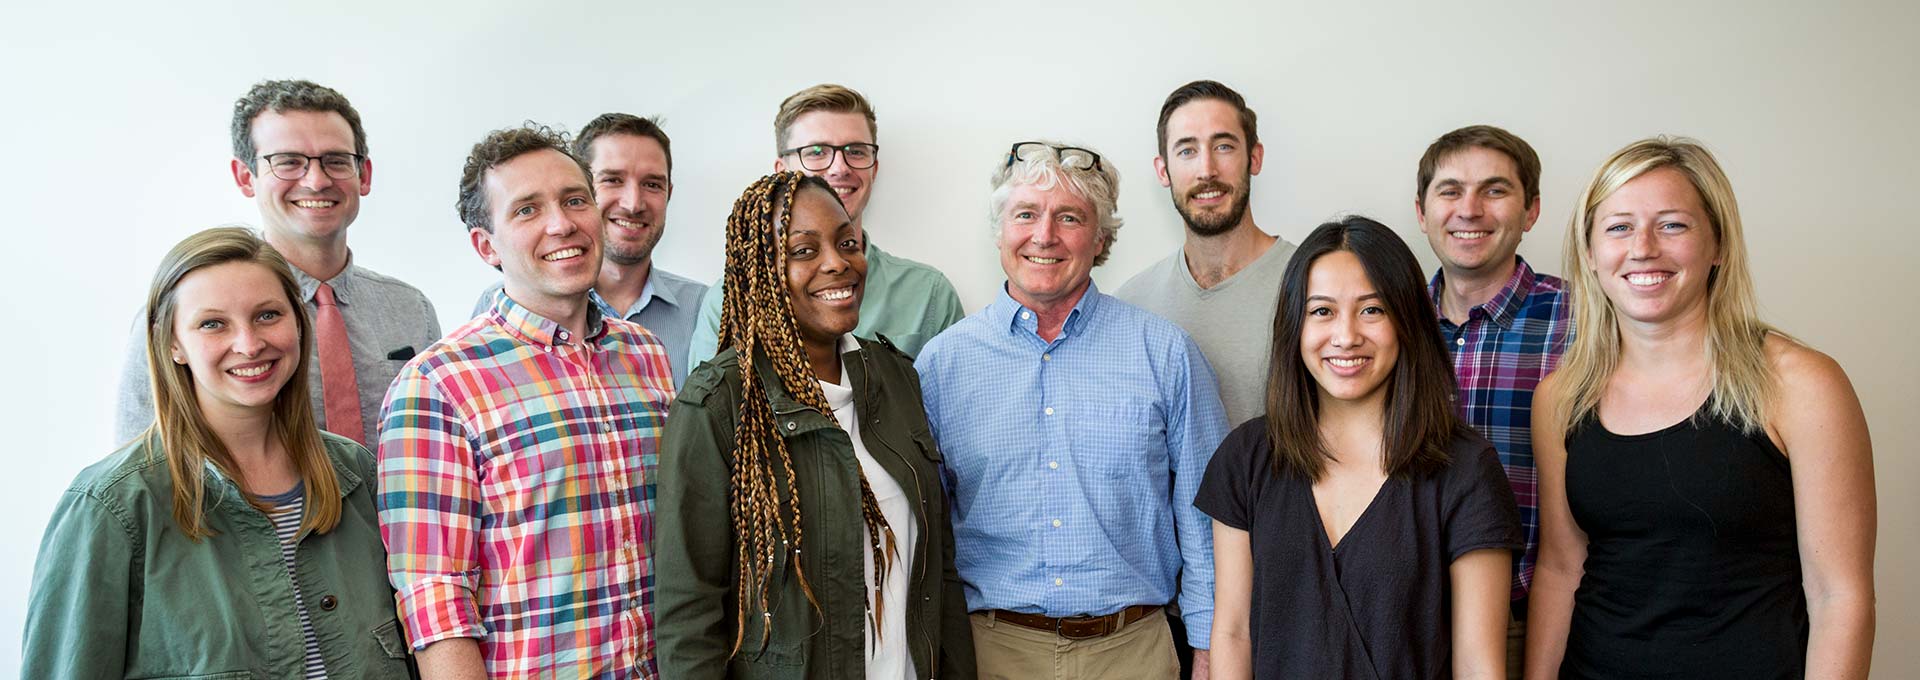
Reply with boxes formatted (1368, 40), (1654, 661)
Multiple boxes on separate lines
(373, 618), (409, 658)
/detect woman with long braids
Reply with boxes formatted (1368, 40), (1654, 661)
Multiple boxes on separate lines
(656, 171), (974, 679)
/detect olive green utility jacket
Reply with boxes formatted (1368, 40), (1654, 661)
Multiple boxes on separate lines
(656, 337), (976, 679)
(22, 433), (414, 679)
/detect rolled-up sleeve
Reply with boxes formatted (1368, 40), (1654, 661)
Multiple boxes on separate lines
(375, 365), (486, 649)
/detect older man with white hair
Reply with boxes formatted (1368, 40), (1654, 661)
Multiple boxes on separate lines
(914, 141), (1229, 680)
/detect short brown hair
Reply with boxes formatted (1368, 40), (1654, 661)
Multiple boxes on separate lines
(456, 123), (590, 233)
(1415, 124), (1541, 210)
(576, 113), (673, 179)
(773, 84), (877, 154)
(231, 79), (368, 172)
(1156, 80), (1259, 159)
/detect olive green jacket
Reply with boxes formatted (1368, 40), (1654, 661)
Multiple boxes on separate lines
(23, 433), (413, 679)
(656, 337), (976, 679)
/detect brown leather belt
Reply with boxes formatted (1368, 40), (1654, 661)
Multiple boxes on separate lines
(990, 604), (1159, 640)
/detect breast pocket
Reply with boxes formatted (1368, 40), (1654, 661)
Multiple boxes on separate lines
(1073, 401), (1169, 481)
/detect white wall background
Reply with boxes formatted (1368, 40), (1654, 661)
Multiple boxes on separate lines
(2, 0), (1914, 674)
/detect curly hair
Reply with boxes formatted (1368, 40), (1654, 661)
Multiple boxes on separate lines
(455, 123), (591, 233)
(230, 79), (368, 172)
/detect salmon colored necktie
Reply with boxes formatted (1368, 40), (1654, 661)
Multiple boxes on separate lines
(314, 283), (365, 446)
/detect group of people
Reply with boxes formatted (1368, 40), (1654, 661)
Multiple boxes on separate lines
(22, 76), (1876, 680)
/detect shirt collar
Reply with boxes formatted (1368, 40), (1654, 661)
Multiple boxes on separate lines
(292, 255), (359, 306)
(1429, 255), (1538, 331)
(490, 290), (608, 348)
(988, 279), (1103, 339)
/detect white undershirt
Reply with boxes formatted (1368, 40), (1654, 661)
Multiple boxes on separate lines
(818, 334), (918, 680)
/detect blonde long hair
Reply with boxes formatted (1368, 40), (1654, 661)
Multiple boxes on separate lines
(1557, 137), (1781, 433)
(143, 227), (340, 540)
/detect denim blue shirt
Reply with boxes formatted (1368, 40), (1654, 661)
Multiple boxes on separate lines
(913, 282), (1228, 646)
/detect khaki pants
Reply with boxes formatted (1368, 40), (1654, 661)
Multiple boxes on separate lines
(1506, 613), (1526, 680)
(971, 608), (1180, 680)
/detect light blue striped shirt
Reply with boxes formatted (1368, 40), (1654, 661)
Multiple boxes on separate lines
(914, 282), (1228, 646)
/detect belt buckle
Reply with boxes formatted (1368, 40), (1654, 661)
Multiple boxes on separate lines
(1055, 613), (1113, 641)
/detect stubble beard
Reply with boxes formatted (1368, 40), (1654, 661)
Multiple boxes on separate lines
(1175, 183), (1249, 238)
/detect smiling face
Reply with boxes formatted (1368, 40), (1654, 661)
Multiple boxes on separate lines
(168, 261), (303, 422)
(783, 185), (865, 350)
(1417, 145), (1539, 276)
(1299, 250), (1400, 410)
(232, 109), (372, 247)
(1156, 98), (1263, 237)
(470, 148), (602, 319)
(590, 133), (671, 266)
(776, 111), (878, 227)
(1586, 166), (1722, 327)
(997, 181), (1103, 314)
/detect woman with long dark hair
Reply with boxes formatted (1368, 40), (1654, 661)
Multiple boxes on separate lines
(23, 227), (410, 678)
(655, 172), (974, 679)
(1198, 216), (1520, 679)
(1525, 138), (1875, 679)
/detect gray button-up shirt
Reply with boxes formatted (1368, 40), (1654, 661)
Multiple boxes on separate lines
(471, 266), (707, 389)
(115, 258), (442, 446)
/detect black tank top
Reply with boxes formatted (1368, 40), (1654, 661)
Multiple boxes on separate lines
(1561, 401), (1807, 679)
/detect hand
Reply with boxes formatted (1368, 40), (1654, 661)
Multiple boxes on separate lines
(1191, 649), (1211, 680)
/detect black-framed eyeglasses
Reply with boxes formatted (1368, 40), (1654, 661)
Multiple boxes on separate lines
(1005, 142), (1103, 172)
(780, 143), (879, 171)
(258, 152), (364, 181)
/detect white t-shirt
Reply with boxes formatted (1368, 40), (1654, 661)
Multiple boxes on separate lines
(818, 335), (918, 680)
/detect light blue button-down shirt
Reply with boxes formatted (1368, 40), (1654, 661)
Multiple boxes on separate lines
(914, 282), (1229, 646)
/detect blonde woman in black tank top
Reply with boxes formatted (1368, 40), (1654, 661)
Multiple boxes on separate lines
(1524, 138), (1875, 679)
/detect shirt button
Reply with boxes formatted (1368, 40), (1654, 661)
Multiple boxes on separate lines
(1054, 578), (1064, 586)
(1042, 353), (1051, 362)
(318, 595), (338, 611)
(1044, 407), (1054, 416)
(1021, 312), (1031, 320)
(1052, 519), (1062, 527)
(1048, 461), (1059, 470)
(1456, 337), (1466, 346)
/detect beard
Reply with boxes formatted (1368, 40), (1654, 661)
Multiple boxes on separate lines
(602, 218), (662, 266)
(1173, 180), (1249, 237)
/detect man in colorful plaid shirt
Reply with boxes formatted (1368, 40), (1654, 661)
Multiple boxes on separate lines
(376, 124), (675, 678)
(1414, 125), (1573, 680)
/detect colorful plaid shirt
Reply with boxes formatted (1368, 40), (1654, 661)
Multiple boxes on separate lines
(376, 293), (674, 678)
(1429, 256), (1572, 602)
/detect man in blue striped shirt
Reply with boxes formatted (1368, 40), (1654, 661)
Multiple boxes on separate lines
(915, 141), (1230, 680)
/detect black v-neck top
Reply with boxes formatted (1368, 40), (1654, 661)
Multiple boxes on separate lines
(1195, 418), (1522, 679)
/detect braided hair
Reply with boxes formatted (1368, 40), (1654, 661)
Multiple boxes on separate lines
(717, 171), (899, 657)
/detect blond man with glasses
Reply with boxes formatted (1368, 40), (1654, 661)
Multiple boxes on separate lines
(686, 83), (965, 366)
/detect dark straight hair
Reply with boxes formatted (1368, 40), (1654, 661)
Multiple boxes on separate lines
(1263, 215), (1465, 480)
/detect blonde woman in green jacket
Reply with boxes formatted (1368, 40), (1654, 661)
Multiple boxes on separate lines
(23, 228), (411, 679)
(656, 173), (975, 679)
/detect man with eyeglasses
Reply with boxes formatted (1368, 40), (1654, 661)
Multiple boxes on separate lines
(113, 79), (440, 448)
(684, 83), (963, 365)
(915, 141), (1229, 680)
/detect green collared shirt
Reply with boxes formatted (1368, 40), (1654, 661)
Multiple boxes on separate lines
(686, 240), (966, 367)
(24, 433), (412, 679)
